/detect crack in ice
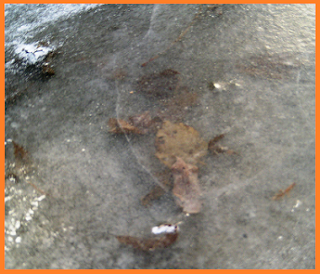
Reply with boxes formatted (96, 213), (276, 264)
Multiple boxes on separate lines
(114, 77), (169, 193)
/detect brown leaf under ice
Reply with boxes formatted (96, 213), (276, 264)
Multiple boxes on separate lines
(12, 141), (31, 168)
(137, 69), (180, 98)
(128, 111), (163, 134)
(109, 112), (162, 135)
(108, 118), (143, 135)
(155, 120), (208, 167)
(171, 157), (202, 214)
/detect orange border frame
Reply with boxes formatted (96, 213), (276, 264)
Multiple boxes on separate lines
(1, 0), (4, 270)
(1, 0), (317, 271)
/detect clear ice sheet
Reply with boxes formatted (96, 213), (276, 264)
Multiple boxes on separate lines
(5, 4), (315, 269)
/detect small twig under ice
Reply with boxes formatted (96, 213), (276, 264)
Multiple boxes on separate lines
(272, 182), (296, 200)
(141, 5), (203, 67)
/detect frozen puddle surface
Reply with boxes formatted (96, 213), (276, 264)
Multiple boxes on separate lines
(5, 4), (315, 269)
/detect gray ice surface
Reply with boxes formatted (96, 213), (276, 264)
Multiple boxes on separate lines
(5, 4), (315, 269)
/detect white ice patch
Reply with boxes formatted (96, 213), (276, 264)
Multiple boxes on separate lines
(5, 59), (15, 68)
(15, 43), (53, 65)
(293, 200), (302, 208)
(6, 4), (101, 46)
(37, 195), (46, 202)
(5, 196), (13, 203)
(152, 224), (177, 235)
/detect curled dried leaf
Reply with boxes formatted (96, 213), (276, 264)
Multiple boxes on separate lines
(108, 118), (143, 135)
(172, 157), (201, 214)
(208, 134), (225, 148)
(208, 134), (237, 155)
(116, 224), (179, 251)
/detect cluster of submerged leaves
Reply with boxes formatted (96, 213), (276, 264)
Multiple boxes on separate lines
(109, 115), (234, 215)
(108, 68), (236, 251)
(5, 67), (235, 252)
